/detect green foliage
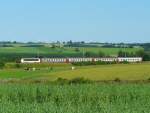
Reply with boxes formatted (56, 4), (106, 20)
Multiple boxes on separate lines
(143, 52), (150, 61)
(98, 50), (105, 57)
(52, 77), (92, 85)
(120, 61), (129, 64)
(114, 78), (121, 82)
(147, 78), (150, 81)
(0, 83), (149, 113)
(72, 61), (117, 66)
(15, 63), (21, 68)
(0, 61), (5, 69)
(69, 77), (91, 84)
(54, 78), (69, 85)
(74, 48), (80, 52)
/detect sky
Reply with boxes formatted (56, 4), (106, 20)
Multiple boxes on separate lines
(0, 0), (150, 43)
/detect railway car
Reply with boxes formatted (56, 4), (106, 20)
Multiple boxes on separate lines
(118, 57), (142, 62)
(21, 57), (143, 63)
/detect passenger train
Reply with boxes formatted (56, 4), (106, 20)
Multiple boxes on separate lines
(21, 57), (143, 63)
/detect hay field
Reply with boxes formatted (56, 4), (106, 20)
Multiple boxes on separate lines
(0, 62), (150, 81)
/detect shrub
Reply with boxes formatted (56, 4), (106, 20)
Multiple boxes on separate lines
(0, 61), (5, 69)
(114, 78), (121, 82)
(122, 61), (129, 64)
(54, 78), (69, 85)
(54, 77), (92, 84)
(72, 61), (117, 66)
(147, 78), (150, 81)
(69, 77), (92, 84)
(15, 63), (21, 68)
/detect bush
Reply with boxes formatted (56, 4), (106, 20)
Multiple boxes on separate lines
(69, 77), (92, 84)
(54, 77), (92, 85)
(114, 78), (121, 82)
(122, 61), (129, 64)
(54, 78), (69, 85)
(72, 61), (117, 66)
(0, 61), (5, 69)
(147, 78), (150, 81)
(15, 63), (21, 68)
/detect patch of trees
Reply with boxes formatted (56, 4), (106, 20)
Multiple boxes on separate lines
(140, 43), (150, 51)
(0, 52), (86, 63)
(117, 50), (150, 61)
(21, 44), (45, 47)
(83, 51), (106, 57)
(64, 40), (101, 47)
(74, 48), (80, 52)
(0, 44), (14, 47)
(143, 52), (150, 61)
(118, 50), (145, 57)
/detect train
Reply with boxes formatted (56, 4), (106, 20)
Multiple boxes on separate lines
(21, 57), (143, 63)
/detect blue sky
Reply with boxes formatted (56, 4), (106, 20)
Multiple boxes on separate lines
(0, 0), (150, 43)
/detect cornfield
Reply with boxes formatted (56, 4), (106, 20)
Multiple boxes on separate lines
(0, 83), (150, 113)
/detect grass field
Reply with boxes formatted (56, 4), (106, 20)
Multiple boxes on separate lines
(0, 62), (150, 81)
(0, 83), (150, 113)
(0, 48), (149, 113)
(0, 46), (142, 56)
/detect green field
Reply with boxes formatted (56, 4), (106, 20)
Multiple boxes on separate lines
(0, 46), (142, 56)
(0, 47), (149, 113)
(0, 83), (150, 113)
(0, 62), (150, 82)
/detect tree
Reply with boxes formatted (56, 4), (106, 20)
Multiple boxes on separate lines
(118, 50), (124, 57)
(135, 50), (145, 57)
(84, 52), (92, 57)
(118, 50), (130, 57)
(13, 41), (17, 44)
(143, 52), (150, 61)
(51, 44), (56, 49)
(84, 51), (99, 57)
(81, 41), (85, 44)
(98, 51), (105, 57)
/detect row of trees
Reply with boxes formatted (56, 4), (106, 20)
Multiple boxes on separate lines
(74, 49), (150, 61)
(77, 50), (145, 58)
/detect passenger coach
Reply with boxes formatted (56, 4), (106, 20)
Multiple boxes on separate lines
(21, 57), (143, 63)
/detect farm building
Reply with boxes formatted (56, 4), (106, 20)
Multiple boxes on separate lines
(21, 57), (143, 63)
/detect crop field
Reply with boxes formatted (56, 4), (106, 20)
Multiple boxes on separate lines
(0, 83), (150, 113)
(0, 62), (150, 81)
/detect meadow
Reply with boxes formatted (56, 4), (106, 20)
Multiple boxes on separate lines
(0, 46), (148, 113)
(0, 83), (150, 113)
(0, 46), (142, 56)
(0, 62), (150, 82)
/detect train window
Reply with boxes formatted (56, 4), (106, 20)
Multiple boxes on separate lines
(23, 58), (40, 61)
